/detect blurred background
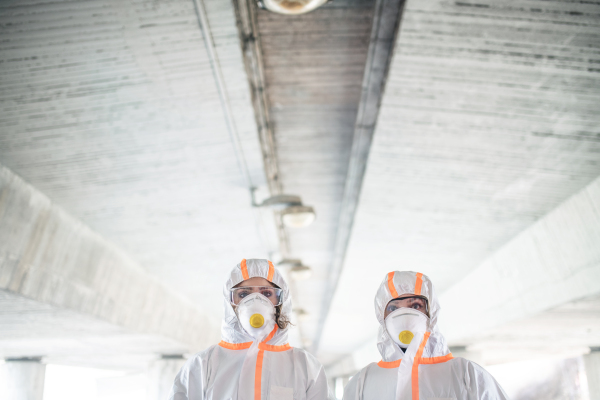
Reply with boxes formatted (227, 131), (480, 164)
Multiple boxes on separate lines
(0, 0), (599, 399)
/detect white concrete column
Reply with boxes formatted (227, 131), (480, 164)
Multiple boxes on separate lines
(5, 358), (46, 400)
(585, 348), (600, 400)
(147, 355), (187, 400)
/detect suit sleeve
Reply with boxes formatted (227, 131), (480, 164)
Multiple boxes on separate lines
(342, 374), (360, 400)
(306, 364), (334, 400)
(168, 355), (206, 400)
(465, 361), (509, 400)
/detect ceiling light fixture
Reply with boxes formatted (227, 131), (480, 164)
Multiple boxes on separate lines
(277, 259), (313, 280)
(281, 206), (316, 228)
(290, 263), (312, 280)
(252, 191), (316, 228)
(277, 258), (302, 268)
(260, 0), (329, 15)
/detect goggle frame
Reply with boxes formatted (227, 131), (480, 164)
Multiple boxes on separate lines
(387, 294), (430, 317)
(229, 286), (283, 306)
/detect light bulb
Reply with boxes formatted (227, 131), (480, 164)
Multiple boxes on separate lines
(281, 206), (316, 228)
(290, 264), (312, 280)
(262, 0), (329, 15)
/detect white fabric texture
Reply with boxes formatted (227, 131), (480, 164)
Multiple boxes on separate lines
(168, 258), (331, 400)
(343, 271), (508, 400)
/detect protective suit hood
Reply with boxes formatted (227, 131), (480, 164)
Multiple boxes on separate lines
(222, 258), (291, 345)
(374, 271), (450, 362)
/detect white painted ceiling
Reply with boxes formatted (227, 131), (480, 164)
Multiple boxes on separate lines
(0, 0), (271, 323)
(319, 0), (600, 363)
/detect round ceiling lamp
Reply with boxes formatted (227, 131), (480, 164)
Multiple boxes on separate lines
(290, 263), (312, 280)
(277, 259), (312, 280)
(261, 0), (329, 15)
(252, 191), (316, 228)
(281, 205), (316, 228)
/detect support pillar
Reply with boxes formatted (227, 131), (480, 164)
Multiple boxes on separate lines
(5, 358), (46, 400)
(147, 355), (187, 400)
(585, 348), (600, 400)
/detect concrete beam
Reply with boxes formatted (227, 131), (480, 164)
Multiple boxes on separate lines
(0, 165), (220, 357)
(313, 0), (406, 353)
(440, 175), (600, 342)
(232, 0), (282, 196)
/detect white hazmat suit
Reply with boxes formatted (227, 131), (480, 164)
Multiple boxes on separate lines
(169, 258), (330, 400)
(343, 271), (508, 400)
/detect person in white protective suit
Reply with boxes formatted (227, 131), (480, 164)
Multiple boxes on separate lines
(169, 258), (331, 400)
(343, 271), (508, 400)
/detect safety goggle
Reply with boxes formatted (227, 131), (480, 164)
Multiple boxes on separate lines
(385, 295), (429, 317)
(229, 286), (283, 306)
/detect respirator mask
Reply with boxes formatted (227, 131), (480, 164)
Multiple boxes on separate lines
(235, 293), (277, 341)
(385, 307), (429, 348)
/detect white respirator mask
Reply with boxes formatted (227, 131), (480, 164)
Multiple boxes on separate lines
(385, 307), (429, 348)
(235, 292), (276, 341)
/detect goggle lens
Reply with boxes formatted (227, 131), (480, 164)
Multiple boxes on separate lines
(385, 295), (429, 317)
(230, 286), (282, 306)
